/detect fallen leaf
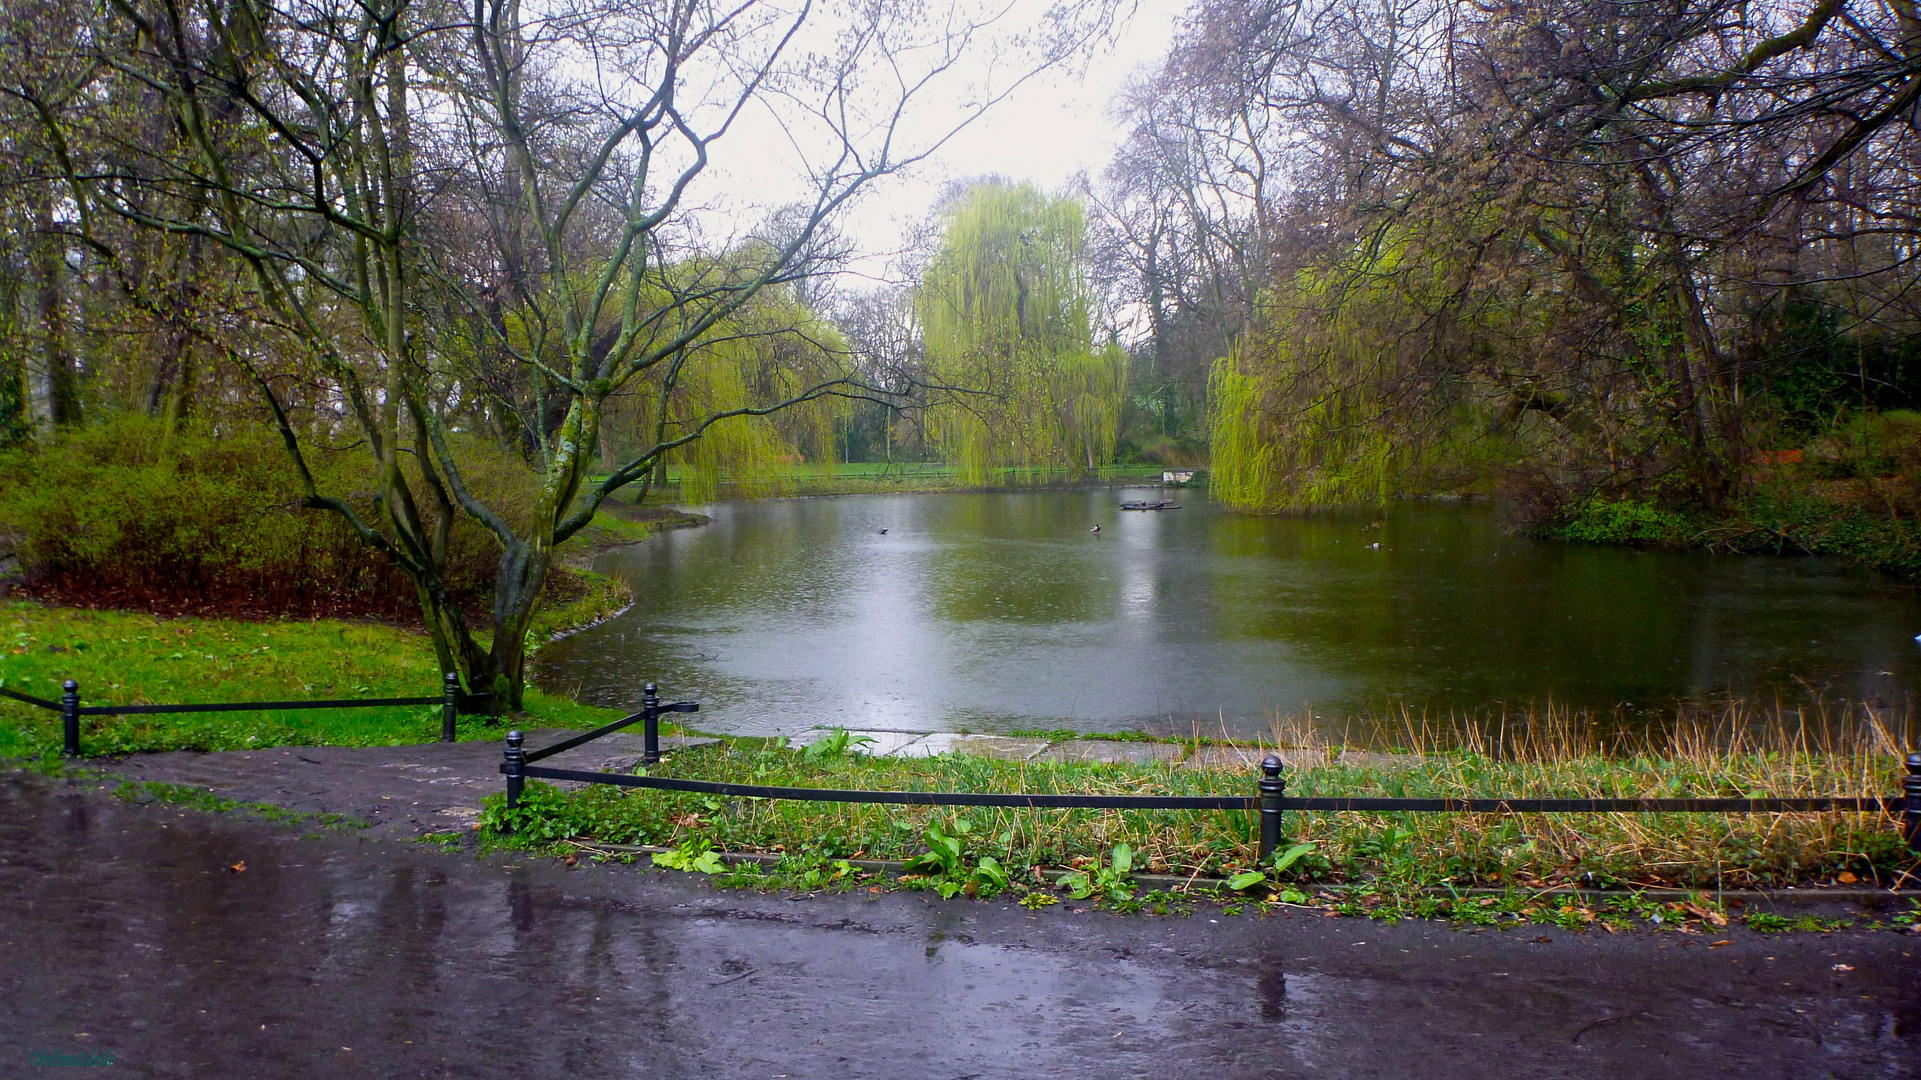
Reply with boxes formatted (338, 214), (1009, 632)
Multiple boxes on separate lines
(1837, 872), (1859, 884)
(1682, 901), (1728, 927)
(1709, 940), (1732, 948)
(1832, 963), (1854, 973)
(227, 861), (246, 873)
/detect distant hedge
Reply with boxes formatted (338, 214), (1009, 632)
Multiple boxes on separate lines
(0, 416), (538, 621)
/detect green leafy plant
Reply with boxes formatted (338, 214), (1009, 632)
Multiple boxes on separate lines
(652, 838), (727, 874)
(1060, 843), (1135, 903)
(901, 819), (1008, 898)
(1226, 842), (1318, 894)
(477, 781), (579, 842)
(1019, 891), (1059, 909)
(802, 727), (876, 760)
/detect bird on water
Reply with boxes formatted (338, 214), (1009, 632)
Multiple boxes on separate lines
(878, 528), (888, 534)
(1090, 524), (1101, 533)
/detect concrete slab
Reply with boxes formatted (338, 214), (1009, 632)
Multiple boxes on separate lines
(1179, 744), (1269, 772)
(890, 734), (1053, 760)
(595, 733), (722, 756)
(1030, 739), (1183, 765)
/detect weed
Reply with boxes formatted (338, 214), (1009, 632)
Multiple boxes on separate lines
(109, 778), (368, 829)
(802, 727), (876, 760)
(1060, 843), (1136, 903)
(901, 819), (1009, 898)
(651, 838), (727, 874)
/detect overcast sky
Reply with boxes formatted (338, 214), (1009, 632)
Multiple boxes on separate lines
(694, 0), (1190, 290)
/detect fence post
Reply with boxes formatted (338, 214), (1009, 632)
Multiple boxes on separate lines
(441, 671), (461, 744)
(1258, 755), (1286, 863)
(642, 682), (661, 765)
(61, 679), (80, 758)
(1904, 752), (1921, 855)
(504, 730), (526, 811)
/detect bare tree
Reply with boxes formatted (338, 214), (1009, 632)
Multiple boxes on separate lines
(42, 0), (1115, 707)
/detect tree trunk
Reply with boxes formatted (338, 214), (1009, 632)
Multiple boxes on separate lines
(489, 539), (551, 713)
(30, 185), (78, 432)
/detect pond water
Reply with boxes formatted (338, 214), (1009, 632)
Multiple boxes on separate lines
(533, 488), (1921, 739)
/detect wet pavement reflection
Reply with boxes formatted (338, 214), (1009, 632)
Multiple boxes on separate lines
(2, 773), (1915, 1078)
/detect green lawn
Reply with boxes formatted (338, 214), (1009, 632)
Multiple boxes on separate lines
(0, 601), (624, 758)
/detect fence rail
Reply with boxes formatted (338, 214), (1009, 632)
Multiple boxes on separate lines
(498, 685), (1921, 863)
(3, 673), (494, 755)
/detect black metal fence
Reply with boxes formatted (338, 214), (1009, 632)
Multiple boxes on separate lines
(1, 671), (495, 756)
(500, 686), (1921, 861)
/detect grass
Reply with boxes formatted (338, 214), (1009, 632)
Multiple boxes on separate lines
(475, 705), (1921, 904)
(111, 778), (370, 830)
(0, 600), (626, 759)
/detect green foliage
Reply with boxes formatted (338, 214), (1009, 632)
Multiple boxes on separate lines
(1225, 841), (1318, 895)
(1746, 295), (1921, 434)
(1556, 499), (1691, 545)
(920, 180), (1123, 483)
(901, 818), (1009, 899)
(651, 837), (727, 874)
(478, 781), (579, 842)
(1059, 842), (1135, 902)
(0, 320), (29, 450)
(0, 415), (536, 618)
(464, 724), (1915, 895)
(802, 727), (876, 760)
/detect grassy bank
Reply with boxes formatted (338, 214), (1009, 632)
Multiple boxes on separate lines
(477, 711), (1920, 908)
(0, 600), (626, 758)
(1546, 413), (1921, 579)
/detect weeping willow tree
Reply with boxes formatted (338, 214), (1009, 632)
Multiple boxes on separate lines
(1207, 227), (1525, 513)
(653, 285), (844, 504)
(546, 264), (847, 507)
(919, 181), (1123, 484)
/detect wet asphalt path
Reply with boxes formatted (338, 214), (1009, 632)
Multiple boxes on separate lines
(1, 772), (1916, 1079)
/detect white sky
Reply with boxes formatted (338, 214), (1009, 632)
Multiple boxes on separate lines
(692, 0), (1191, 290)
(836, 0), (1187, 284)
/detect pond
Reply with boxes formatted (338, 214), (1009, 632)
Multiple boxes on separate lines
(533, 489), (1921, 740)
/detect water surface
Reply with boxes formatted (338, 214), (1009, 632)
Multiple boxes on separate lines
(535, 490), (1921, 738)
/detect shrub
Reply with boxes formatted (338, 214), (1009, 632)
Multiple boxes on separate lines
(1557, 498), (1691, 545)
(0, 415), (539, 621)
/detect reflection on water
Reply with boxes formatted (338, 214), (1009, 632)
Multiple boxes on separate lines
(533, 489), (1921, 738)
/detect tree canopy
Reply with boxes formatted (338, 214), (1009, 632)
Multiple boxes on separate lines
(919, 179), (1124, 485)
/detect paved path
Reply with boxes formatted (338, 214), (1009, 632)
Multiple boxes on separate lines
(104, 731), (718, 839)
(2, 772), (1916, 1079)
(102, 731), (1418, 847)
